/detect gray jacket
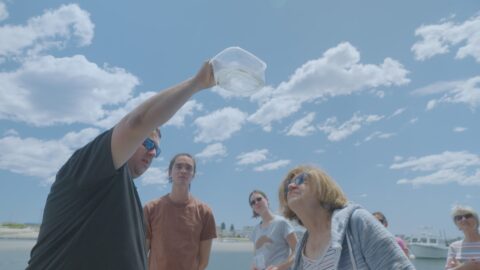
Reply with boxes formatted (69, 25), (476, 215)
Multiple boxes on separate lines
(292, 203), (415, 270)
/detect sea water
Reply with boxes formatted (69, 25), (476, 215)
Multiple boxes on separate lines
(0, 238), (445, 270)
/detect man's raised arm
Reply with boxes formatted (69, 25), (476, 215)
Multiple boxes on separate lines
(111, 61), (215, 169)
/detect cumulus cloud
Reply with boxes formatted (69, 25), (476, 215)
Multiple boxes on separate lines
(254, 160), (291, 172)
(0, 2), (8, 21)
(391, 151), (480, 186)
(165, 100), (203, 128)
(140, 166), (168, 187)
(412, 13), (480, 62)
(0, 128), (100, 184)
(0, 55), (140, 127)
(318, 112), (384, 142)
(196, 143), (227, 160)
(95, 91), (154, 129)
(0, 3), (147, 129)
(98, 95), (202, 132)
(236, 149), (269, 165)
(60, 128), (101, 149)
(0, 4), (94, 60)
(412, 76), (480, 110)
(286, 112), (316, 136)
(248, 42), (409, 130)
(194, 107), (247, 143)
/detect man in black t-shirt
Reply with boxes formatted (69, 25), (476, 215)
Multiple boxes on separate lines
(26, 61), (215, 270)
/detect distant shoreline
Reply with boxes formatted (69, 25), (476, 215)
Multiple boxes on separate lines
(212, 238), (252, 252)
(0, 226), (39, 240)
(0, 227), (255, 251)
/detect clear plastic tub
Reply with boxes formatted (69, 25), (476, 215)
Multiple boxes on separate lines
(210, 47), (266, 94)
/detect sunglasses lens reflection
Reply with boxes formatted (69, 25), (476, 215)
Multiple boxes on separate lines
(143, 138), (160, 158)
(285, 173), (306, 198)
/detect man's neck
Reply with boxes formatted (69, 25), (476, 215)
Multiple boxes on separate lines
(169, 186), (190, 203)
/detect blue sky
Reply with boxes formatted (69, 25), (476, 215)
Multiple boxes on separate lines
(0, 0), (479, 238)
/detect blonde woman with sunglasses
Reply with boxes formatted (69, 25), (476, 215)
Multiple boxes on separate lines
(278, 165), (414, 270)
(445, 205), (480, 270)
(248, 190), (297, 270)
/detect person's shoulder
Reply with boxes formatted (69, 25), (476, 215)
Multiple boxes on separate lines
(273, 214), (290, 224)
(346, 205), (378, 231)
(339, 203), (370, 223)
(449, 240), (463, 248)
(190, 196), (213, 211)
(350, 207), (372, 220)
(144, 195), (168, 209)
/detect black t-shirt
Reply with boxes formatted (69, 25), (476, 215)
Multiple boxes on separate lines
(26, 129), (147, 270)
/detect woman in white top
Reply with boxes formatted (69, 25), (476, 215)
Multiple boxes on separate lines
(445, 205), (480, 270)
(249, 190), (297, 270)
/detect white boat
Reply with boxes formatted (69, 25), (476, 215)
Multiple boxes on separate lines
(407, 229), (448, 259)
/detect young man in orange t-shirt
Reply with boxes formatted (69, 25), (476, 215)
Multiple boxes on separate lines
(144, 153), (217, 270)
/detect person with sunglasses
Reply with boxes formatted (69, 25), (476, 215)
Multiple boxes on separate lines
(144, 153), (217, 270)
(27, 62), (215, 270)
(372, 211), (410, 258)
(248, 190), (297, 270)
(445, 205), (480, 270)
(278, 165), (414, 270)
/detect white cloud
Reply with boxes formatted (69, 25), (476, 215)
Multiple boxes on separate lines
(453, 127), (467, 133)
(393, 156), (403, 162)
(248, 96), (303, 132)
(194, 107), (247, 143)
(254, 159), (291, 172)
(413, 76), (480, 110)
(248, 42), (409, 130)
(196, 143), (227, 160)
(0, 128), (99, 183)
(3, 129), (18, 136)
(60, 128), (100, 149)
(318, 112), (384, 142)
(0, 2), (8, 21)
(95, 91), (154, 129)
(391, 151), (480, 186)
(165, 100), (203, 128)
(236, 149), (269, 165)
(412, 13), (480, 62)
(286, 112), (316, 136)
(364, 131), (395, 142)
(0, 4), (94, 60)
(0, 55), (140, 127)
(409, 118), (418, 124)
(390, 108), (406, 118)
(140, 166), (168, 187)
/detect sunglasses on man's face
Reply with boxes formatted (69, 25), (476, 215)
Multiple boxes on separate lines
(284, 173), (307, 198)
(250, 197), (262, 206)
(142, 138), (161, 158)
(454, 213), (474, 222)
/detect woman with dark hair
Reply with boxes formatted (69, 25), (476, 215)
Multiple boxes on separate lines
(372, 211), (409, 258)
(279, 165), (414, 270)
(248, 190), (297, 270)
(445, 205), (480, 270)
